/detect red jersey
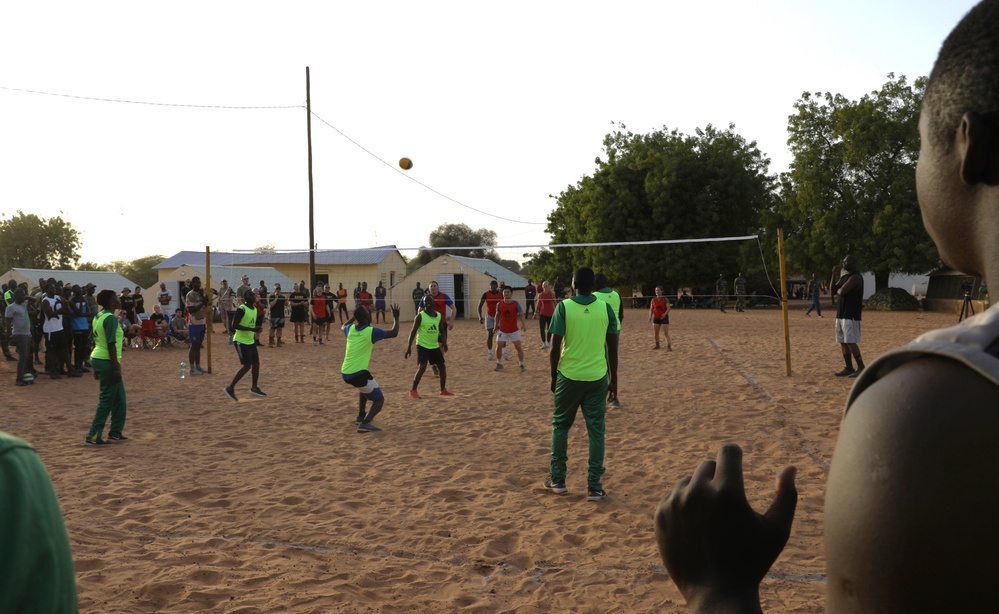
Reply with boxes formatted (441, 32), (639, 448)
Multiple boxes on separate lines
(357, 291), (373, 308)
(312, 294), (326, 318)
(651, 296), (670, 319)
(496, 300), (522, 333)
(481, 290), (502, 317)
(430, 291), (453, 323)
(537, 290), (556, 317)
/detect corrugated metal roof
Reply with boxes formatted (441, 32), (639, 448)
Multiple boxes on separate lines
(451, 256), (529, 288)
(171, 265), (298, 290)
(155, 248), (400, 269)
(2, 268), (141, 291)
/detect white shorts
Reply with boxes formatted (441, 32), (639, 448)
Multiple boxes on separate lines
(835, 319), (861, 344)
(497, 330), (521, 343)
(484, 315), (495, 330)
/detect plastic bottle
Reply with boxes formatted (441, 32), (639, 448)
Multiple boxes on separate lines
(180, 361), (187, 379)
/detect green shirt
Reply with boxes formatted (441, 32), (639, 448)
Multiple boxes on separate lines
(342, 325), (375, 374)
(0, 431), (79, 613)
(90, 311), (122, 361)
(232, 305), (257, 345)
(549, 295), (618, 381)
(593, 288), (622, 327)
(416, 311), (441, 349)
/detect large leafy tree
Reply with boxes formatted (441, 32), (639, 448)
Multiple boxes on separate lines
(779, 74), (939, 290)
(104, 255), (165, 289)
(532, 124), (775, 288)
(0, 211), (81, 271)
(406, 223), (503, 273)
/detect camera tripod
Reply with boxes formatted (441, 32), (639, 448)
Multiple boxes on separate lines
(959, 290), (976, 323)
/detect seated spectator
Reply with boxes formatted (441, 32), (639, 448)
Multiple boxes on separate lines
(169, 308), (189, 342)
(149, 305), (170, 340)
(118, 312), (141, 349)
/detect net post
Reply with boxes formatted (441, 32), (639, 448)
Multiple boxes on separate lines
(778, 228), (791, 376)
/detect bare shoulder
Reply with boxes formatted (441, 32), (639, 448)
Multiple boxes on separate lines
(825, 356), (999, 612)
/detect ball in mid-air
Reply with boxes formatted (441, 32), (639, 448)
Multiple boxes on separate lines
(399, 157), (413, 170)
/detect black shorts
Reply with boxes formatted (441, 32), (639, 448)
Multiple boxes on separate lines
(234, 341), (259, 366)
(653, 316), (670, 325)
(313, 316), (326, 325)
(416, 345), (445, 366)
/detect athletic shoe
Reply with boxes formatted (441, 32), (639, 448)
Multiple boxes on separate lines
(519, 364), (525, 372)
(409, 389), (421, 399)
(544, 479), (568, 494)
(318, 339), (324, 345)
(250, 387), (267, 397)
(667, 344), (673, 351)
(848, 368), (864, 379)
(487, 350), (494, 361)
(503, 351), (509, 361)
(608, 398), (621, 409)
(357, 422), (382, 433)
(834, 368), (855, 377)
(439, 389), (454, 396)
(107, 433), (129, 442)
(85, 435), (107, 446)
(587, 488), (607, 501)
(431, 365), (440, 378)
(223, 387), (238, 401)
(355, 416), (365, 426)
(494, 363), (504, 371)
(191, 368), (204, 376)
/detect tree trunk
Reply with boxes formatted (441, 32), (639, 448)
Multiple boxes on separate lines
(874, 270), (890, 292)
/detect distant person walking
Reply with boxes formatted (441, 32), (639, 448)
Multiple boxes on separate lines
(805, 273), (823, 317)
(715, 274), (728, 313)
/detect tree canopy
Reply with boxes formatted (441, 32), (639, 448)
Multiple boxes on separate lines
(777, 74), (939, 290)
(104, 255), (165, 289)
(407, 223), (507, 273)
(531, 124), (775, 288)
(0, 211), (81, 272)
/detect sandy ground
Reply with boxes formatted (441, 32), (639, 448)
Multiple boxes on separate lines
(1, 302), (960, 613)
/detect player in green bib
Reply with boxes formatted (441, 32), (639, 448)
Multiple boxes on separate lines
(405, 295), (453, 398)
(593, 273), (624, 408)
(545, 267), (619, 501)
(341, 304), (401, 432)
(224, 292), (266, 401)
(87, 289), (128, 445)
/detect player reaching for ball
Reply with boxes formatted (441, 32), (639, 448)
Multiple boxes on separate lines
(341, 304), (401, 433)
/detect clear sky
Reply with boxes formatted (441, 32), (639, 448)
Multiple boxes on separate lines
(0, 0), (979, 266)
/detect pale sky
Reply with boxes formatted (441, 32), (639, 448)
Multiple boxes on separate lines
(0, 0), (979, 266)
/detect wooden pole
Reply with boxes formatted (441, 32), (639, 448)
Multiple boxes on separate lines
(306, 67), (316, 290)
(205, 246), (212, 374)
(778, 228), (791, 376)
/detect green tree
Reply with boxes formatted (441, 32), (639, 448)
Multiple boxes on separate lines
(104, 255), (164, 288)
(779, 74), (939, 290)
(406, 224), (500, 273)
(532, 123), (775, 289)
(0, 211), (81, 271)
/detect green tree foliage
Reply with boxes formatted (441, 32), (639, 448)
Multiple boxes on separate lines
(0, 211), (81, 272)
(531, 124), (775, 289)
(104, 255), (164, 288)
(406, 224), (501, 273)
(778, 74), (939, 290)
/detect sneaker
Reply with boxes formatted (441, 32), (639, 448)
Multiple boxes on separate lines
(431, 365), (440, 378)
(250, 387), (267, 397)
(848, 368), (864, 379)
(318, 339), (324, 345)
(494, 363), (504, 371)
(439, 388), (454, 396)
(277, 340), (285, 346)
(223, 387), (238, 401)
(357, 422), (382, 433)
(355, 416), (365, 426)
(519, 364), (525, 372)
(834, 368), (855, 377)
(503, 351), (510, 361)
(409, 389), (421, 399)
(667, 344), (673, 351)
(107, 433), (129, 442)
(85, 435), (107, 446)
(487, 350), (494, 361)
(608, 398), (621, 409)
(191, 368), (204, 376)
(544, 479), (568, 494)
(587, 488), (607, 501)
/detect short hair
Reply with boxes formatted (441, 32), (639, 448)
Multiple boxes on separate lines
(96, 289), (117, 309)
(593, 273), (608, 288)
(573, 267), (595, 294)
(924, 0), (999, 150)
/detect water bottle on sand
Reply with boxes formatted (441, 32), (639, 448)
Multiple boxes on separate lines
(180, 361), (187, 379)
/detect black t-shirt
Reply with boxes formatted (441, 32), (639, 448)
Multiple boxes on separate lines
(120, 295), (135, 313)
(134, 294), (145, 314)
(289, 291), (308, 318)
(270, 295), (287, 319)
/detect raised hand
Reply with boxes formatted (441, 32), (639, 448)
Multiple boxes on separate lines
(391, 304), (401, 321)
(654, 444), (797, 613)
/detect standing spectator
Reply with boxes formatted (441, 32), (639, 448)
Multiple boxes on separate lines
(69, 285), (91, 372)
(217, 279), (236, 342)
(185, 277), (208, 375)
(524, 279), (537, 319)
(544, 267), (619, 501)
(322, 284), (336, 340)
(0, 281), (14, 362)
(267, 283), (287, 347)
(715, 274), (729, 313)
(133, 286), (146, 321)
(805, 273), (823, 317)
(87, 289), (128, 444)
(311, 283), (327, 345)
(119, 287), (136, 324)
(405, 295), (453, 398)
(537, 280), (557, 349)
(374, 281), (388, 324)
(341, 303), (401, 432)
(734, 273), (747, 312)
(178, 279), (192, 313)
(41, 284), (76, 378)
(288, 282), (309, 343)
(493, 286), (527, 372)
(477, 280), (503, 361)
(336, 283), (349, 323)
(357, 282), (374, 312)
(594, 273), (623, 409)
(353, 282), (362, 310)
(411, 282), (424, 314)
(156, 282), (172, 311)
(236, 275), (253, 307)
(649, 286), (672, 350)
(553, 278), (565, 302)
(4, 289), (34, 385)
(833, 254), (864, 378)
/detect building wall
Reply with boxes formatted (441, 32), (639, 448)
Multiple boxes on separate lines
(397, 254), (527, 322)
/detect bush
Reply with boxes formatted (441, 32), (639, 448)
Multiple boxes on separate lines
(865, 287), (921, 311)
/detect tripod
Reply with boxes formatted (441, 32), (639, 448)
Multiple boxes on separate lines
(959, 290), (976, 323)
